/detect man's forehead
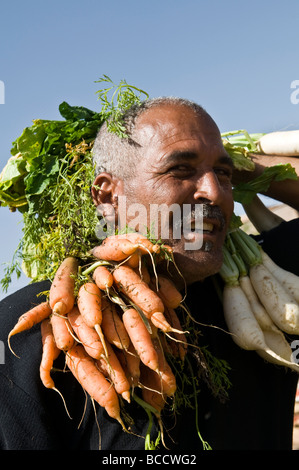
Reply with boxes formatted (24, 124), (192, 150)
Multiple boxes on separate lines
(132, 104), (221, 147)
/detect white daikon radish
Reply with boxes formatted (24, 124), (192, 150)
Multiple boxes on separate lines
(223, 284), (299, 371)
(239, 274), (283, 333)
(249, 263), (299, 335)
(260, 249), (299, 303)
(242, 195), (284, 233)
(263, 329), (296, 362)
(230, 228), (299, 334)
(257, 130), (299, 156)
(223, 284), (271, 351)
(257, 329), (299, 373)
(220, 242), (299, 371)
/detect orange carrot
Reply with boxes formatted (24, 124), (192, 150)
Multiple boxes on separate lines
(77, 282), (108, 356)
(8, 302), (52, 356)
(122, 308), (159, 372)
(68, 306), (104, 359)
(158, 333), (174, 356)
(140, 364), (165, 416)
(92, 238), (139, 261)
(49, 257), (78, 315)
(164, 307), (188, 361)
(66, 344), (125, 428)
(40, 319), (72, 418)
(97, 342), (131, 403)
(50, 312), (75, 351)
(113, 265), (179, 333)
(77, 282), (102, 328)
(39, 319), (61, 389)
(101, 297), (130, 350)
(107, 233), (161, 255)
(133, 263), (151, 284)
(155, 275), (183, 309)
(150, 310), (184, 334)
(115, 344), (141, 388)
(152, 338), (177, 397)
(124, 251), (141, 268)
(92, 265), (113, 291)
(161, 244), (173, 254)
(155, 244), (174, 265)
(149, 321), (158, 339)
(145, 276), (185, 333)
(113, 265), (165, 318)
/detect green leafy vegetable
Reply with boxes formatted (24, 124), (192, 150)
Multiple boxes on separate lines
(95, 74), (149, 138)
(0, 76), (149, 291)
(233, 163), (298, 205)
(0, 103), (104, 288)
(221, 129), (263, 171)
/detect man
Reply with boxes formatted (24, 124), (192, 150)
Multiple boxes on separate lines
(0, 96), (299, 450)
(91, 98), (234, 287)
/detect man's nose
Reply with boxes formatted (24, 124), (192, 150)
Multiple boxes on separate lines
(193, 171), (223, 205)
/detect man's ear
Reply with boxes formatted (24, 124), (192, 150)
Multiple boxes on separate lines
(91, 172), (122, 207)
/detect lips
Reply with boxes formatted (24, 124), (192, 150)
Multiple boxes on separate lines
(187, 204), (226, 233)
(190, 219), (221, 233)
(202, 205), (226, 231)
(190, 221), (212, 231)
(167, 204), (226, 243)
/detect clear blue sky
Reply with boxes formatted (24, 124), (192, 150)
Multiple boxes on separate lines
(1, 0), (299, 298)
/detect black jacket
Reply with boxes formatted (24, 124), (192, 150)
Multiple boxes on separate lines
(0, 220), (298, 450)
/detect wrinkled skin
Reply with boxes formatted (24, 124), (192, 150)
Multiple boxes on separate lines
(93, 104), (234, 287)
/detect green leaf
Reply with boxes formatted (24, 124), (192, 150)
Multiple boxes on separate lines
(24, 154), (60, 196)
(222, 130), (264, 172)
(229, 212), (243, 230)
(233, 163), (298, 204)
(59, 101), (100, 122)
(0, 154), (27, 188)
(95, 75), (149, 138)
(0, 188), (27, 208)
(0, 155), (28, 207)
(11, 121), (46, 160)
(222, 130), (264, 150)
(224, 143), (255, 171)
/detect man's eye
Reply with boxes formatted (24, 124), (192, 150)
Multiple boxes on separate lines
(169, 165), (193, 174)
(215, 167), (233, 179)
(170, 165), (186, 170)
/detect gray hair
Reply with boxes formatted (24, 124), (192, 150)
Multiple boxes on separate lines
(92, 96), (207, 180)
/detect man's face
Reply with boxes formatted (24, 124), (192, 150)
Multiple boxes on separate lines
(118, 104), (234, 285)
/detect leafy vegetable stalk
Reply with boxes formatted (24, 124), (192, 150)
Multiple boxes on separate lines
(221, 129), (261, 171)
(95, 74), (149, 138)
(222, 129), (298, 207)
(0, 76), (149, 290)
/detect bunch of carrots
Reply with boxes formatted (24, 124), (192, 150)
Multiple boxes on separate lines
(9, 227), (299, 448)
(7, 232), (189, 444)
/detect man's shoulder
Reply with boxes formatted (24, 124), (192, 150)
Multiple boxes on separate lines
(254, 218), (299, 275)
(0, 280), (51, 337)
(256, 217), (299, 241)
(0, 280), (50, 307)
